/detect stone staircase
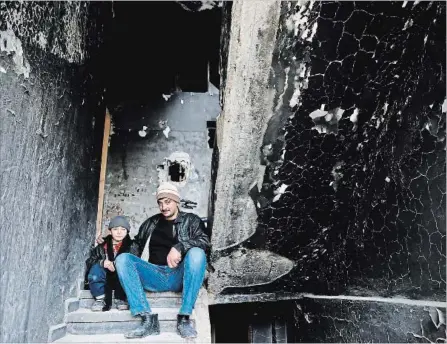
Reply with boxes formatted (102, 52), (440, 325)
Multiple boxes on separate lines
(48, 280), (211, 343)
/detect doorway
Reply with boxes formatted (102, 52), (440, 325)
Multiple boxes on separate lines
(96, 2), (222, 238)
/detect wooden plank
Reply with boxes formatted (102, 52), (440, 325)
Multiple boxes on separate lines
(95, 109), (111, 241)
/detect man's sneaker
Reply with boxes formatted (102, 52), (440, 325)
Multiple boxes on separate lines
(177, 314), (197, 338)
(115, 299), (129, 311)
(91, 298), (106, 312)
(125, 313), (160, 338)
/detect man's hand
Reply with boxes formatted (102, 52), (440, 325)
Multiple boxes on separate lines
(103, 259), (115, 272)
(167, 247), (182, 268)
(96, 235), (105, 245)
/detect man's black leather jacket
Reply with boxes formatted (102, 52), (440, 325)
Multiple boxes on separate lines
(130, 211), (210, 258)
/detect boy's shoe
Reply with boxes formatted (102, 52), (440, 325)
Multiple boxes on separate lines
(177, 314), (197, 338)
(115, 299), (129, 311)
(91, 298), (106, 312)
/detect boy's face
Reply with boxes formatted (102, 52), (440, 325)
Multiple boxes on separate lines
(158, 197), (178, 220)
(109, 226), (127, 242)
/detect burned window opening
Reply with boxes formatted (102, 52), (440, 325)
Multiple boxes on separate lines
(168, 161), (186, 182)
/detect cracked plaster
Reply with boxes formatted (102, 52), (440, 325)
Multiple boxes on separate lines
(210, 3), (445, 324)
(242, 1), (446, 303)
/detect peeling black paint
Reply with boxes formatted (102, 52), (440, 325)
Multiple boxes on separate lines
(240, 1), (446, 303)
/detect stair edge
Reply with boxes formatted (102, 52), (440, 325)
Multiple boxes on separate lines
(48, 323), (67, 343)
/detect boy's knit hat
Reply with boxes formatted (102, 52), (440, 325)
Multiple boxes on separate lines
(108, 216), (130, 231)
(156, 182), (180, 203)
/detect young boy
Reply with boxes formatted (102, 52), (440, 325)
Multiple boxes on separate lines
(85, 216), (133, 311)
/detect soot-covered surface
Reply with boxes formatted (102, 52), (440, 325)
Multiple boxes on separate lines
(234, 1), (446, 301)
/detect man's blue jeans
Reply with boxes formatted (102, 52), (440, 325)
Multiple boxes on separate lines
(115, 247), (207, 316)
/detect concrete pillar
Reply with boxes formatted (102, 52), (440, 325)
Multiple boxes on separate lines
(209, 1), (294, 295)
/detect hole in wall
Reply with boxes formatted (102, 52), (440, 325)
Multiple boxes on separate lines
(156, 152), (192, 187)
(168, 161), (187, 182)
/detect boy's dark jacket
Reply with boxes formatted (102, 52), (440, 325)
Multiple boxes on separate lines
(85, 234), (132, 310)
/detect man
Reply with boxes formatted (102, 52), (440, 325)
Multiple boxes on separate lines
(113, 182), (210, 339)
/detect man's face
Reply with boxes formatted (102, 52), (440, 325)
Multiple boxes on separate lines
(158, 197), (178, 220)
(109, 226), (127, 243)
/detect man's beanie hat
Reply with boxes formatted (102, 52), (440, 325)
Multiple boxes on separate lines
(156, 182), (180, 203)
(108, 215), (131, 231)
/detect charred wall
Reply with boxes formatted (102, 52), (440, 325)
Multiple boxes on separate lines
(210, 1), (445, 342)
(291, 298), (446, 343)
(253, 0), (446, 301)
(0, 2), (108, 342)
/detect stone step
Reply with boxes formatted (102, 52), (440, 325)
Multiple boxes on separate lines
(66, 308), (193, 323)
(54, 333), (188, 343)
(79, 290), (182, 299)
(66, 320), (183, 335)
(65, 308), (195, 335)
(78, 290), (183, 309)
(79, 297), (182, 309)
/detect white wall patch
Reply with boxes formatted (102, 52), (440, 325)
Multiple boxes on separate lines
(0, 27), (31, 78)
